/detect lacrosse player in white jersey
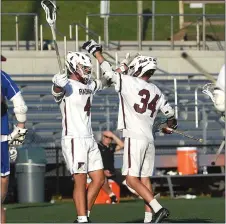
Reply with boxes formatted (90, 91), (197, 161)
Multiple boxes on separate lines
(52, 51), (106, 223)
(203, 64), (225, 120)
(83, 40), (177, 223)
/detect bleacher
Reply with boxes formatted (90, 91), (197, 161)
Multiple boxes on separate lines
(7, 74), (224, 165)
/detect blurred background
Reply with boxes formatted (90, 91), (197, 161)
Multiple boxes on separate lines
(1, 0), (225, 223)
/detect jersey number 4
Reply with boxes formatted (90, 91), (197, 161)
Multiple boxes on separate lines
(84, 97), (91, 116)
(133, 89), (159, 117)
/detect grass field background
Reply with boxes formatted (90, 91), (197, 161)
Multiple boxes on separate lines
(5, 198), (225, 223)
(1, 1), (225, 41)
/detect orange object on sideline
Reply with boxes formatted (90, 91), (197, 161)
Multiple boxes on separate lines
(87, 179), (120, 204)
(177, 147), (198, 175)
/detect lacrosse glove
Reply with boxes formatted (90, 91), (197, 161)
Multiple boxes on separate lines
(167, 116), (178, 129)
(8, 125), (28, 145)
(82, 39), (102, 56)
(160, 116), (177, 134)
(52, 71), (68, 88)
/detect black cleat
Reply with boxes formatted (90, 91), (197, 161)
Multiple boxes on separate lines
(110, 195), (118, 204)
(154, 208), (170, 223)
(73, 219), (89, 223)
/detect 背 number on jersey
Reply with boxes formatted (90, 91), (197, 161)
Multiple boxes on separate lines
(133, 89), (159, 117)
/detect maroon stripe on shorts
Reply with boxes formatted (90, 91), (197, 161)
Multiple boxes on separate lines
(128, 138), (131, 168)
(71, 139), (74, 163)
(119, 93), (126, 129)
(64, 100), (68, 135)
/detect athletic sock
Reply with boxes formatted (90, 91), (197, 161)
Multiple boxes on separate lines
(109, 192), (115, 197)
(77, 216), (88, 223)
(149, 199), (162, 213)
(144, 212), (153, 223)
(87, 211), (90, 218)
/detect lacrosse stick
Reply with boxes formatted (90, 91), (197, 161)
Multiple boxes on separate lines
(168, 128), (203, 143)
(153, 117), (203, 142)
(202, 83), (215, 102)
(41, 0), (63, 73)
(181, 52), (216, 84)
(211, 140), (225, 165)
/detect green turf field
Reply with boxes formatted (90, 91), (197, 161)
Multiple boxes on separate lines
(1, 1), (225, 41)
(5, 198), (225, 223)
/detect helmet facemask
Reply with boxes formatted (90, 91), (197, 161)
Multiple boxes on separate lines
(65, 51), (93, 84)
(76, 63), (92, 84)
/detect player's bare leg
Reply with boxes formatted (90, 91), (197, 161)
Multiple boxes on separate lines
(102, 177), (112, 195)
(126, 176), (154, 202)
(126, 176), (169, 223)
(141, 177), (154, 223)
(72, 173), (88, 222)
(101, 177), (118, 204)
(87, 169), (105, 214)
(1, 176), (9, 224)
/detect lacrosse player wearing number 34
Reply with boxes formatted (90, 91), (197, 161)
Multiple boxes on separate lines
(51, 51), (112, 223)
(1, 55), (28, 224)
(83, 40), (177, 223)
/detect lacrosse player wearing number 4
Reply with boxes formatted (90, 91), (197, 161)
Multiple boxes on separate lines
(1, 55), (28, 224)
(83, 40), (177, 223)
(51, 52), (111, 223)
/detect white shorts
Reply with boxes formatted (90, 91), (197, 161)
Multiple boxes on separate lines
(61, 137), (103, 174)
(122, 137), (155, 177)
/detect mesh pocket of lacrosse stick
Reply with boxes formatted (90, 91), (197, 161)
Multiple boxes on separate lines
(202, 83), (215, 102)
(41, 0), (56, 22)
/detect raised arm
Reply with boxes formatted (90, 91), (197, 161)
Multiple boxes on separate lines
(82, 40), (128, 85)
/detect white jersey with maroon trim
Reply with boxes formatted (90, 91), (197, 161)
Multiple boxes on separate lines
(114, 74), (174, 142)
(52, 79), (101, 138)
(216, 64), (225, 91)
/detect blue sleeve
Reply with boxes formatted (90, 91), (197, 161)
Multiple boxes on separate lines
(1, 71), (20, 100)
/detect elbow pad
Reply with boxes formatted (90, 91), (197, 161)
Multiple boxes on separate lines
(12, 93), (28, 123)
(51, 85), (65, 102)
(161, 102), (175, 118)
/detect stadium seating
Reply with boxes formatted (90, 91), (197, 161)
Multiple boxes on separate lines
(7, 74), (224, 164)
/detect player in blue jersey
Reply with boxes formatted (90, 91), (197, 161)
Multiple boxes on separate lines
(1, 55), (28, 223)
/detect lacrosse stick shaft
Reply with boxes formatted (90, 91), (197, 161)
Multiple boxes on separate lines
(41, 0), (63, 74)
(50, 26), (63, 73)
(181, 52), (216, 84)
(171, 129), (203, 143)
(211, 140), (225, 165)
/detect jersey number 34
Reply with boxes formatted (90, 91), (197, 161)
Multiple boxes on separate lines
(133, 89), (159, 117)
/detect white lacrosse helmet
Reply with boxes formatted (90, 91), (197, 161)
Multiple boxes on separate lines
(65, 51), (93, 83)
(128, 55), (157, 78)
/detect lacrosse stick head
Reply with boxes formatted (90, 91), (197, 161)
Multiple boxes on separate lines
(202, 83), (215, 102)
(41, 0), (56, 26)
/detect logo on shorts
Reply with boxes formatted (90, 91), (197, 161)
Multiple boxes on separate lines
(78, 162), (86, 171)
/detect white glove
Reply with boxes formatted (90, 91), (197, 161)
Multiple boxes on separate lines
(8, 125), (28, 146)
(119, 53), (140, 73)
(52, 71), (68, 88)
(9, 146), (18, 162)
(120, 53), (140, 67)
(82, 39), (102, 56)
